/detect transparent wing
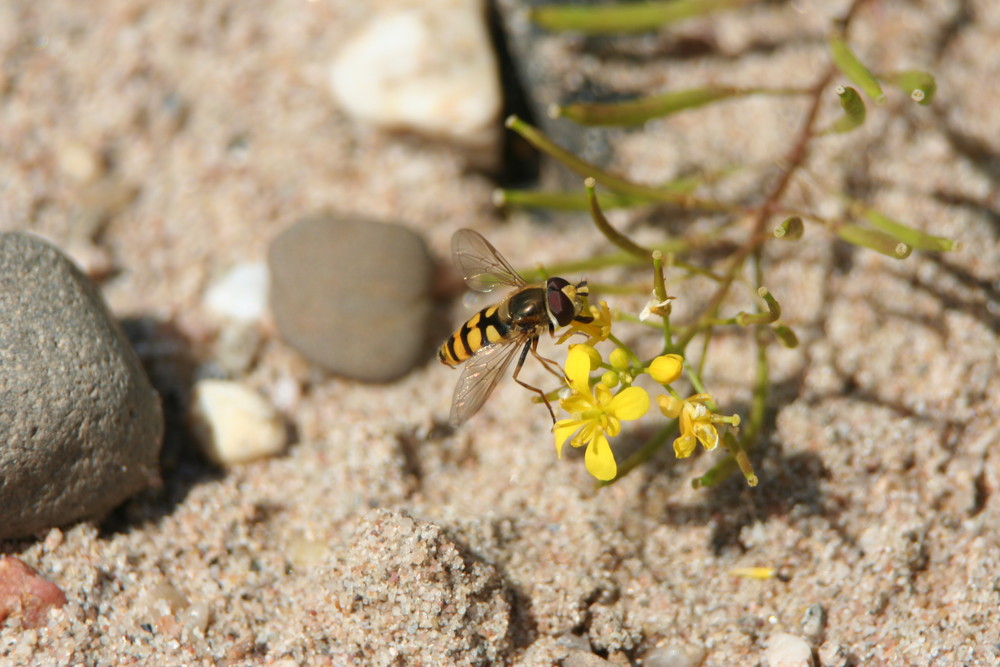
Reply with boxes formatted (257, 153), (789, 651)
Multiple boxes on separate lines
(449, 337), (528, 426)
(452, 228), (526, 293)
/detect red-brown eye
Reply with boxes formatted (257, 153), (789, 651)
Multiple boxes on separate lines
(546, 277), (575, 327)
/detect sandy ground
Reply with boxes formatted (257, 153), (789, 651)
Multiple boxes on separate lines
(1, 1), (999, 665)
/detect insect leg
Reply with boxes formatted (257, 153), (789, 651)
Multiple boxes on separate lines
(531, 347), (567, 383)
(512, 338), (558, 423)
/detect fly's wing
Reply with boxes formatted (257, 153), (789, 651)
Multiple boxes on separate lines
(452, 228), (525, 293)
(449, 337), (527, 426)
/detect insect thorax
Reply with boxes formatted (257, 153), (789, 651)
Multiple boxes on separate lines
(503, 287), (549, 333)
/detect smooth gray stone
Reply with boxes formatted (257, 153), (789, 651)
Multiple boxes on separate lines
(0, 232), (163, 539)
(268, 215), (434, 382)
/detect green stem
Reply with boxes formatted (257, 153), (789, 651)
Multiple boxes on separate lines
(607, 332), (640, 366)
(532, 0), (751, 35)
(651, 251), (668, 302)
(585, 178), (652, 259)
(506, 116), (733, 210)
(516, 242), (687, 282)
(652, 251), (673, 351)
(743, 328), (769, 449)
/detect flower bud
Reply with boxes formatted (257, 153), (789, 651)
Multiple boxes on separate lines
(609, 347), (629, 371)
(648, 354), (683, 384)
(570, 343), (602, 371)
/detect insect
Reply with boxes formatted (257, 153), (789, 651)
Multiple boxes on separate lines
(439, 228), (593, 426)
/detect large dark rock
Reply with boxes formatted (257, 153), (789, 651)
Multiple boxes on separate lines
(0, 232), (163, 539)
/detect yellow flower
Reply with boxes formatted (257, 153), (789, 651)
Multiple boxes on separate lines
(647, 354), (683, 384)
(554, 345), (649, 480)
(657, 393), (719, 458)
(557, 300), (613, 346)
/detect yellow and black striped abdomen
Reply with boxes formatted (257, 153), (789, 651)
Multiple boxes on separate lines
(439, 305), (510, 367)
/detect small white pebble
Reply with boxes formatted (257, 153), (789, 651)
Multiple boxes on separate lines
(204, 261), (269, 322)
(57, 141), (102, 183)
(189, 379), (286, 465)
(180, 601), (212, 635)
(65, 240), (115, 280)
(42, 527), (64, 552)
(765, 632), (814, 667)
(286, 534), (328, 569)
(214, 322), (262, 376)
(270, 374), (303, 413)
(642, 644), (707, 667)
(151, 582), (189, 614)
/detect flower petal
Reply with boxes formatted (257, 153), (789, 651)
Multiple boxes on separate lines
(585, 432), (617, 481)
(593, 382), (613, 408)
(694, 422), (719, 451)
(673, 434), (697, 458)
(679, 403), (694, 435)
(565, 345), (595, 394)
(554, 419), (582, 457)
(561, 395), (592, 414)
(578, 344), (603, 371)
(608, 386), (650, 421)
(603, 415), (621, 438)
(657, 394), (683, 419)
(575, 421), (599, 449)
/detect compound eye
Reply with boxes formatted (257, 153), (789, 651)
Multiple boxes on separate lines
(546, 277), (576, 327)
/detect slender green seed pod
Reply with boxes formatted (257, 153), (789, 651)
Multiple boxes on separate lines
(828, 36), (885, 104)
(837, 224), (912, 259)
(828, 85), (866, 133)
(771, 325), (799, 349)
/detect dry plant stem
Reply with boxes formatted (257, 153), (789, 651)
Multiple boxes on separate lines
(690, 0), (870, 488)
(678, 0), (870, 351)
(676, 66), (835, 350)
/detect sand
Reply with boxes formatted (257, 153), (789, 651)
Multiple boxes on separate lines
(1, 1), (998, 665)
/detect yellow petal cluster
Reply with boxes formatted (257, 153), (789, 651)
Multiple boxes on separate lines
(554, 345), (649, 480)
(557, 300), (613, 346)
(657, 393), (719, 458)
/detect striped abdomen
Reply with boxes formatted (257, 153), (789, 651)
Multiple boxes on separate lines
(439, 305), (511, 367)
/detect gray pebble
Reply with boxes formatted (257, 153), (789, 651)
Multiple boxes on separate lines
(0, 232), (163, 539)
(268, 215), (434, 382)
(765, 632), (814, 667)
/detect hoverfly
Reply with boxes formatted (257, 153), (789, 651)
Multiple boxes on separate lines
(439, 229), (593, 426)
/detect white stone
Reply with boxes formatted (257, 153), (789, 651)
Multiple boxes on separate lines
(765, 632), (814, 667)
(328, 0), (501, 166)
(204, 261), (269, 322)
(189, 379), (286, 465)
